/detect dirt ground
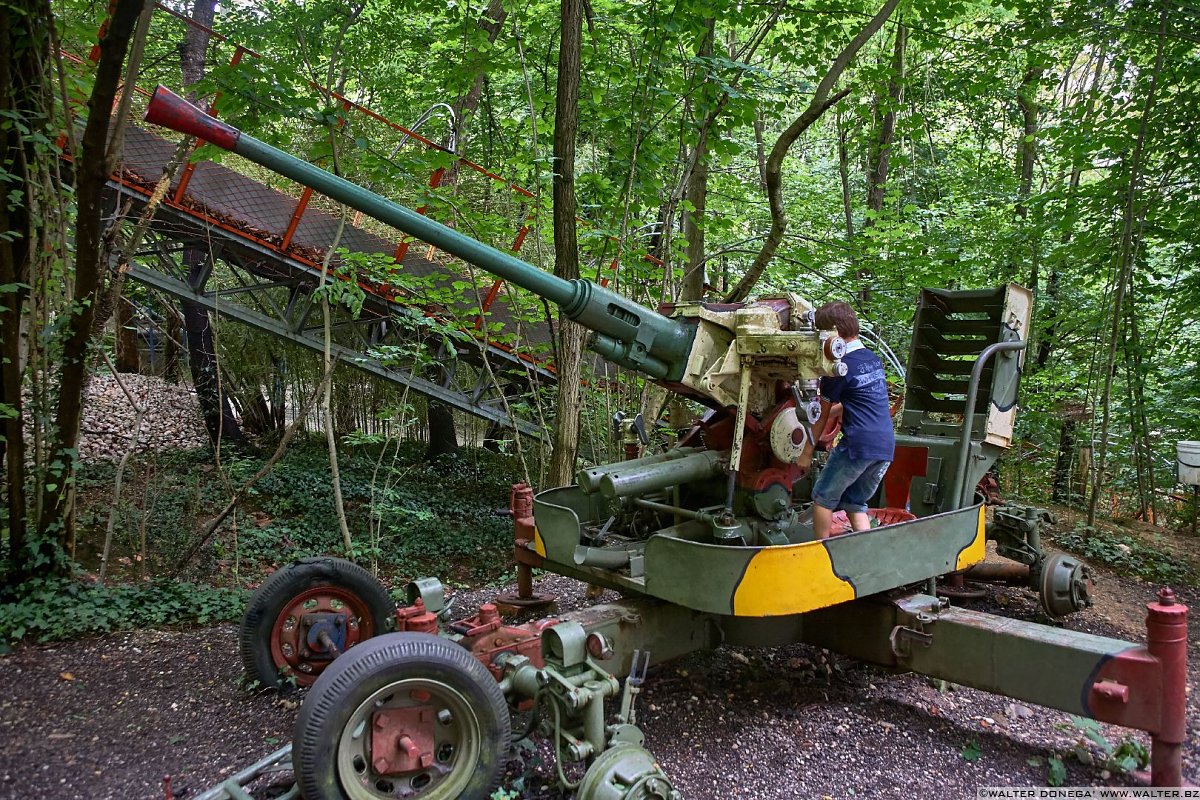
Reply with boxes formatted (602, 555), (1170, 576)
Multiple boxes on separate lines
(0, 560), (1196, 800)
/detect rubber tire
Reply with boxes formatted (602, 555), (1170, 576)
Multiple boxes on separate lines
(293, 632), (510, 800)
(240, 557), (395, 688)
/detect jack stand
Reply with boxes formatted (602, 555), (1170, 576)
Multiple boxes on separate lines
(495, 483), (555, 611)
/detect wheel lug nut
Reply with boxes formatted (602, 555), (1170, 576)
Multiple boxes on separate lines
(437, 709), (452, 725)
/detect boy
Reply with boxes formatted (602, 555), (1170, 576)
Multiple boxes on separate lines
(797, 301), (894, 538)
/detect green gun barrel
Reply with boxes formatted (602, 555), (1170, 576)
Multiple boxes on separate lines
(145, 87), (693, 380)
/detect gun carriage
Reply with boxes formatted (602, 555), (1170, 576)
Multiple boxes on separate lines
(145, 88), (1188, 800)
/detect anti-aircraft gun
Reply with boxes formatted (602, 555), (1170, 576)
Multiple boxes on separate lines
(146, 88), (1187, 800)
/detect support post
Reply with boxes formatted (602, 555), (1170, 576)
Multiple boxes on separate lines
(1144, 588), (1188, 786)
(495, 483), (555, 610)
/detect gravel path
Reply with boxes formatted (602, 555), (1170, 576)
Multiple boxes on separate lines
(1, 566), (1196, 800)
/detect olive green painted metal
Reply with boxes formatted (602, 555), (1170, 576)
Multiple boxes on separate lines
(576, 744), (679, 800)
(186, 744), (296, 800)
(801, 593), (1137, 717)
(149, 87), (1046, 620)
(488, 608), (698, 799)
(949, 339), (1028, 509)
(553, 598), (721, 677)
(531, 485), (986, 617)
(897, 284), (1032, 517)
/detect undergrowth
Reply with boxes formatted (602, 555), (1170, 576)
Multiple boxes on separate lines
(232, 442), (523, 585)
(0, 576), (246, 644)
(3, 442), (528, 646)
(1050, 525), (1194, 586)
(71, 440), (526, 586)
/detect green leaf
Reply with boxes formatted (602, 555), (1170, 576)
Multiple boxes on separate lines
(961, 740), (982, 762)
(1047, 756), (1067, 787)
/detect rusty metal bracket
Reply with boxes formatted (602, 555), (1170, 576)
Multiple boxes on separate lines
(889, 609), (936, 658)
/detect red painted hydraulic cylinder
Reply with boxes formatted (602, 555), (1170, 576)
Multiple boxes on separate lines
(1145, 587), (1188, 787)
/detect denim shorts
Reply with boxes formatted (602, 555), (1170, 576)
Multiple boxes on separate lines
(811, 447), (890, 514)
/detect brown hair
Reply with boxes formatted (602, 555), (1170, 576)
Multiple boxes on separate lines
(814, 301), (860, 338)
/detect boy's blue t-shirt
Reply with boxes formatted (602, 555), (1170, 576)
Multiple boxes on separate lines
(819, 344), (895, 462)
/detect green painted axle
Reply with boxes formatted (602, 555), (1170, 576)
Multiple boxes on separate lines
(145, 86), (693, 380)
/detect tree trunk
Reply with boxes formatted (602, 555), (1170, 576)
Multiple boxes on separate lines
(450, 0), (507, 151)
(178, 0), (242, 449)
(859, 21), (905, 305)
(183, 250), (246, 449)
(162, 304), (183, 380)
(114, 296), (140, 373)
(1052, 417), (1077, 505)
(837, 107), (854, 242)
(1039, 49), (1106, 504)
(37, 0), (145, 561)
(0, 0), (53, 577)
(423, 3), (508, 459)
(1087, 8), (1166, 528)
(547, 0), (586, 488)
(864, 23), (905, 217)
(753, 109), (767, 194)
(681, 17), (714, 302)
(426, 402), (460, 460)
(1036, 44), (1105, 372)
(1015, 57), (1044, 290)
(1122, 280), (1156, 522)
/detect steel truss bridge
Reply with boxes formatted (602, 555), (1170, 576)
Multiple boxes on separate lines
(95, 4), (636, 440)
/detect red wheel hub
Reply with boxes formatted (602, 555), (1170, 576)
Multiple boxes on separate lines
(269, 586), (378, 684)
(370, 705), (438, 775)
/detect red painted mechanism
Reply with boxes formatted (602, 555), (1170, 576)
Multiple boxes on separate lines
(1087, 588), (1189, 786)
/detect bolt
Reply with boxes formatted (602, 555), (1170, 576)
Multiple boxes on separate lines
(437, 709), (452, 725)
(397, 735), (419, 758)
(1158, 587), (1176, 606)
(373, 756), (390, 774)
(375, 715), (387, 729)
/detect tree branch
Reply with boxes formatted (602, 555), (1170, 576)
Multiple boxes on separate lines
(724, 0), (902, 303)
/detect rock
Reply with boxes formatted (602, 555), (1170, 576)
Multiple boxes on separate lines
(73, 374), (210, 462)
(1005, 703), (1034, 720)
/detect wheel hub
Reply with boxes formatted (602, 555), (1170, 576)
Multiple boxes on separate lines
(270, 587), (374, 680)
(1039, 552), (1094, 618)
(337, 678), (480, 799)
(370, 706), (437, 775)
(303, 614), (348, 657)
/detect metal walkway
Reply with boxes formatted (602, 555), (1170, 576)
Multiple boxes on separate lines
(94, 4), (613, 438)
(112, 124), (553, 437)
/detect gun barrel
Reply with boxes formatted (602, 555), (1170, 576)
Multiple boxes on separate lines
(145, 87), (692, 380)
